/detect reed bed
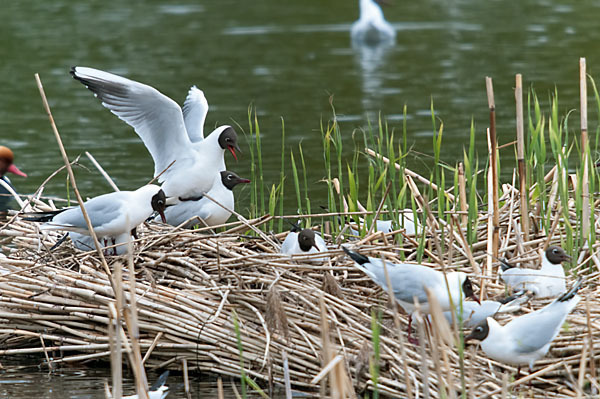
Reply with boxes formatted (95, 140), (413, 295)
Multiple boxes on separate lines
(0, 161), (598, 398)
(2, 63), (600, 397)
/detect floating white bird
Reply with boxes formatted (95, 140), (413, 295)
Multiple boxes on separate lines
(281, 227), (328, 262)
(500, 246), (569, 298)
(23, 185), (167, 249)
(442, 291), (529, 329)
(122, 370), (170, 399)
(351, 0), (396, 45)
(161, 171), (250, 228)
(466, 279), (582, 373)
(343, 247), (479, 344)
(70, 67), (241, 201)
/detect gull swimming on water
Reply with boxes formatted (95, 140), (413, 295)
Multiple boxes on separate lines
(351, 0), (396, 45)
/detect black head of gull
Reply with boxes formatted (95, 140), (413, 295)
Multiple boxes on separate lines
(220, 170), (250, 190)
(298, 229), (320, 252)
(218, 127), (241, 161)
(464, 319), (490, 343)
(151, 189), (167, 223)
(462, 277), (479, 303)
(545, 246), (571, 264)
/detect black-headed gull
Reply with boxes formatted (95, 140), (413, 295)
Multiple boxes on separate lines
(0, 146), (27, 211)
(122, 370), (169, 399)
(281, 227), (328, 262)
(24, 185), (167, 251)
(500, 246), (569, 298)
(161, 170), (250, 228)
(466, 279), (582, 372)
(343, 247), (479, 344)
(442, 291), (529, 329)
(351, 0), (396, 45)
(70, 67), (241, 200)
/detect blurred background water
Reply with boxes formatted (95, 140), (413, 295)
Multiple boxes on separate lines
(1, 0), (600, 395)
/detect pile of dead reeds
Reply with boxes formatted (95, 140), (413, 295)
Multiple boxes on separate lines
(0, 175), (598, 399)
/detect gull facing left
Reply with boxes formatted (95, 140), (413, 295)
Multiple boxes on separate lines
(466, 279), (582, 372)
(343, 247), (479, 343)
(23, 185), (167, 250)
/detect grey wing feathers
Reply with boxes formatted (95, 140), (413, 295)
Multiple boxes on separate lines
(71, 67), (191, 176)
(366, 259), (437, 304)
(53, 194), (125, 230)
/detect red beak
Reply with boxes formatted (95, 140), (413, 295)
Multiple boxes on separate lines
(240, 178), (251, 184)
(228, 146), (238, 161)
(8, 164), (27, 177)
(158, 210), (166, 223)
(472, 294), (481, 305)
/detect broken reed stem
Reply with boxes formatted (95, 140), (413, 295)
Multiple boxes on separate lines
(486, 77), (500, 262)
(125, 237), (149, 398)
(365, 181), (392, 238)
(580, 58), (590, 238)
(85, 151), (120, 192)
(34, 73), (114, 286)
(515, 74), (529, 242)
(458, 163), (468, 227)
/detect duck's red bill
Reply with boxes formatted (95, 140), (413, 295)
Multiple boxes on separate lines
(8, 164), (27, 177)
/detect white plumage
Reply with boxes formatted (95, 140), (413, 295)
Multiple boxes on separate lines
(466, 280), (582, 370)
(351, 0), (396, 45)
(71, 67), (240, 200)
(500, 246), (569, 298)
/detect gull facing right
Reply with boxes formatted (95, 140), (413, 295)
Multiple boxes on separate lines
(343, 247), (479, 343)
(70, 67), (241, 201)
(23, 185), (167, 253)
(281, 227), (328, 262)
(161, 170), (250, 228)
(466, 279), (582, 372)
(500, 246), (569, 298)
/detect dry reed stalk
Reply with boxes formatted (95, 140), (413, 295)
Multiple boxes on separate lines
(2, 186), (599, 398)
(580, 58), (590, 238)
(485, 78), (500, 262)
(34, 74), (114, 284)
(458, 162), (468, 227)
(85, 151), (120, 192)
(364, 148), (455, 202)
(515, 74), (529, 242)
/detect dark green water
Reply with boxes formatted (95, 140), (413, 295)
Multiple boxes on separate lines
(1, 0), (600, 396)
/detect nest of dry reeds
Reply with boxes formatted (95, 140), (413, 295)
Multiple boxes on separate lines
(0, 167), (598, 399)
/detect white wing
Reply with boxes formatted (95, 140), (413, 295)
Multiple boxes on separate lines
(183, 86), (208, 143)
(71, 66), (193, 176)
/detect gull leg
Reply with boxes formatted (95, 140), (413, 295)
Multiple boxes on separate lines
(407, 314), (419, 345)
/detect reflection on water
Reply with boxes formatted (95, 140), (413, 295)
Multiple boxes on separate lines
(352, 39), (395, 116)
(2, 0), (600, 394)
